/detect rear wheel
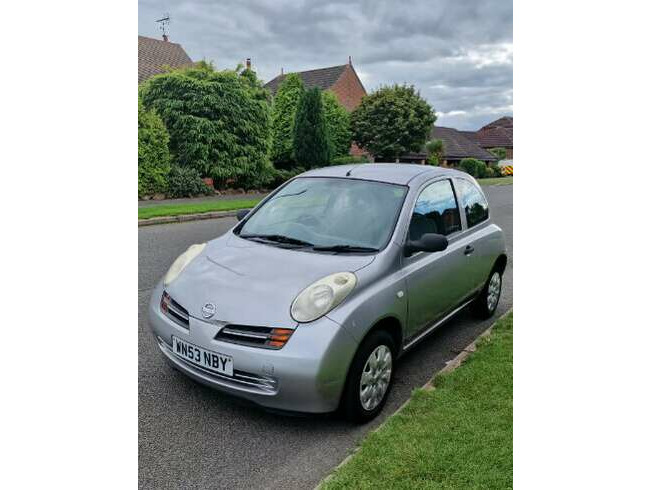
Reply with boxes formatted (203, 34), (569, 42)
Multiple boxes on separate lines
(472, 269), (502, 319)
(341, 330), (395, 423)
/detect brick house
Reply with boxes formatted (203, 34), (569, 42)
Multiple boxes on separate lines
(264, 60), (367, 111)
(467, 116), (514, 159)
(400, 126), (497, 166)
(265, 60), (367, 155)
(138, 35), (193, 84)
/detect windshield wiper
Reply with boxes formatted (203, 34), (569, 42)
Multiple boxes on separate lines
(239, 234), (314, 247)
(312, 244), (380, 253)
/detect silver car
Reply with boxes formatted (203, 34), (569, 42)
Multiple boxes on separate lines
(148, 164), (507, 422)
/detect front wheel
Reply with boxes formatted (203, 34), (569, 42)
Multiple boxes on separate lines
(472, 270), (502, 319)
(340, 330), (395, 423)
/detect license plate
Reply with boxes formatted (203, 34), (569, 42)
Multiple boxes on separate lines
(171, 336), (234, 376)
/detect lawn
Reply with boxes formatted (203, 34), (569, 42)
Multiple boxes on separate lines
(138, 199), (261, 220)
(478, 176), (513, 186)
(322, 311), (513, 490)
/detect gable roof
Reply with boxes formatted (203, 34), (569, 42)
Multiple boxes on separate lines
(476, 126), (513, 148)
(138, 35), (193, 83)
(480, 116), (513, 131)
(264, 64), (348, 94)
(431, 126), (497, 161)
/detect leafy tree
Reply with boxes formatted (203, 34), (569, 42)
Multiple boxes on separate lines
(293, 87), (330, 168)
(138, 98), (171, 197)
(425, 138), (444, 166)
(322, 91), (352, 159)
(351, 84), (436, 160)
(489, 147), (508, 161)
(270, 73), (304, 169)
(139, 62), (272, 189)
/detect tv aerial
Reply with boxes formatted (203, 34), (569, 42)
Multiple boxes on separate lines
(156, 14), (170, 39)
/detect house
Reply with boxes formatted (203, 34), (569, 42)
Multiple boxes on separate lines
(400, 126), (497, 166)
(264, 59), (367, 111)
(138, 35), (193, 84)
(472, 116), (514, 159)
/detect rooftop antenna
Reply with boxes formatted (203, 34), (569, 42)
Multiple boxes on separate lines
(156, 14), (170, 41)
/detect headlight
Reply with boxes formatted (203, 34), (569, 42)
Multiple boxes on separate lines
(163, 243), (206, 286)
(291, 272), (357, 323)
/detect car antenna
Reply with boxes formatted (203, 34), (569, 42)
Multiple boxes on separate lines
(346, 168), (353, 176)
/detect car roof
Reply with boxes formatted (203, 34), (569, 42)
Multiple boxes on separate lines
(299, 163), (465, 186)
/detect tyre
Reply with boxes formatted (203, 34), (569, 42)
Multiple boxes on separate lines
(340, 330), (395, 423)
(472, 269), (502, 319)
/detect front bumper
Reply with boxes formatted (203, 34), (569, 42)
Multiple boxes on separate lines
(147, 282), (359, 413)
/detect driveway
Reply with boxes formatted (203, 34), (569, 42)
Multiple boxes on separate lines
(138, 185), (513, 489)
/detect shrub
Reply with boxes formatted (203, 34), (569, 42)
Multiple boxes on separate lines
(489, 147), (508, 161)
(167, 166), (211, 198)
(475, 160), (488, 178)
(351, 84), (436, 160)
(139, 62), (271, 188)
(489, 163), (504, 177)
(293, 87), (330, 168)
(266, 166), (306, 188)
(270, 74), (305, 169)
(322, 91), (352, 159)
(425, 138), (444, 166)
(427, 154), (440, 166)
(459, 158), (481, 177)
(138, 98), (171, 197)
(484, 167), (496, 178)
(330, 155), (370, 165)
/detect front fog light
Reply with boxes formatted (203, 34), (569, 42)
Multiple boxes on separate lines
(291, 272), (357, 323)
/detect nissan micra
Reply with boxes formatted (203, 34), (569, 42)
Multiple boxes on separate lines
(149, 164), (507, 422)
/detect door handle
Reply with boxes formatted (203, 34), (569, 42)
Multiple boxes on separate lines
(464, 245), (475, 256)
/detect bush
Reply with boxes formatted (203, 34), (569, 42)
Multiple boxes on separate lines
(489, 147), (508, 161)
(270, 74), (305, 169)
(138, 98), (171, 197)
(484, 167), (495, 178)
(293, 87), (330, 168)
(139, 62), (272, 189)
(475, 160), (488, 178)
(167, 166), (211, 198)
(459, 158), (481, 177)
(489, 163), (504, 177)
(330, 155), (370, 165)
(322, 91), (352, 159)
(351, 84), (436, 160)
(427, 154), (440, 166)
(266, 166), (306, 188)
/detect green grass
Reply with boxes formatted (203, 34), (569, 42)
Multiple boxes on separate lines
(138, 199), (261, 220)
(478, 176), (513, 186)
(322, 311), (513, 490)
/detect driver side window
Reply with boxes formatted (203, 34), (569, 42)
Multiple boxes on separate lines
(409, 179), (461, 241)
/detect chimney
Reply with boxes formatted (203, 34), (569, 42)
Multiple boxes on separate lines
(246, 58), (251, 70)
(162, 33), (168, 42)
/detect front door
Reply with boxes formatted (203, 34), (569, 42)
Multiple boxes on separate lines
(402, 179), (470, 339)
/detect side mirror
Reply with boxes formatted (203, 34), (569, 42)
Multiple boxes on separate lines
(236, 209), (251, 221)
(405, 233), (448, 256)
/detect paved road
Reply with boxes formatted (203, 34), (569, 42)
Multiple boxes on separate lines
(138, 185), (513, 490)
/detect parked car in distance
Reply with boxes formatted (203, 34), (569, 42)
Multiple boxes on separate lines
(149, 164), (507, 422)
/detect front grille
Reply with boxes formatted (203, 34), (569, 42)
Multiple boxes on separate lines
(157, 337), (278, 393)
(161, 291), (189, 328)
(215, 324), (294, 350)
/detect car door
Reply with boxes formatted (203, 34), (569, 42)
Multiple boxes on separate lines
(454, 177), (492, 292)
(403, 178), (470, 339)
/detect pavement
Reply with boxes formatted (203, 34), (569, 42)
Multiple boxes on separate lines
(138, 185), (513, 490)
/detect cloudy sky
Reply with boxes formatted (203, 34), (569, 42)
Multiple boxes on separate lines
(139, 0), (512, 130)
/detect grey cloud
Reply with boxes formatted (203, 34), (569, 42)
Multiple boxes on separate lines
(139, 0), (512, 129)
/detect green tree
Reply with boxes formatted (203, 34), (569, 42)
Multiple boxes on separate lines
(139, 62), (272, 189)
(270, 73), (305, 169)
(293, 87), (330, 168)
(322, 91), (352, 159)
(425, 138), (444, 166)
(138, 97), (171, 197)
(351, 84), (435, 161)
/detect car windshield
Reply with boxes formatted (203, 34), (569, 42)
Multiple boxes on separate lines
(237, 177), (408, 251)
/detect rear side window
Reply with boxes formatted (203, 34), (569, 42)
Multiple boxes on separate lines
(409, 179), (461, 240)
(456, 179), (489, 228)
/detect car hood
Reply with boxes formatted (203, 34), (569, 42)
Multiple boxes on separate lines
(165, 233), (376, 326)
